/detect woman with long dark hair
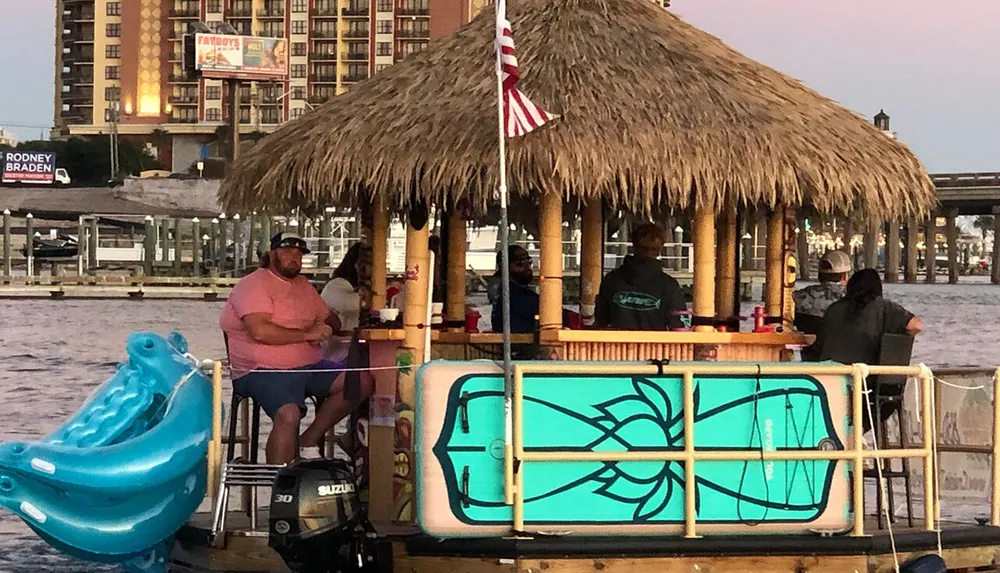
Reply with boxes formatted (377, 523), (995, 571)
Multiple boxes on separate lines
(812, 268), (922, 365)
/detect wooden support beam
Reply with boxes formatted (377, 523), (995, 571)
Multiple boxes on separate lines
(714, 204), (736, 319)
(925, 213), (938, 284)
(904, 217), (918, 284)
(765, 209), (784, 319)
(539, 192), (563, 332)
(946, 207), (959, 284)
(446, 212), (467, 329)
(885, 220), (900, 283)
(579, 201), (603, 327)
(692, 205), (716, 331)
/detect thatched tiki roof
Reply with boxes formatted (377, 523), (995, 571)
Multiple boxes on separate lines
(220, 0), (936, 221)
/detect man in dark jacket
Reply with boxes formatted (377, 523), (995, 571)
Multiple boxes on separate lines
(488, 245), (541, 333)
(595, 223), (687, 330)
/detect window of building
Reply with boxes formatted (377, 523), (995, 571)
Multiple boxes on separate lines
(375, 63), (392, 73)
(106, 2), (121, 16)
(376, 19), (392, 34)
(376, 0), (392, 11)
(291, 64), (307, 78)
(291, 107), (305, 119)
(291, 86), (305, 100)
(104, 86), (120, 101)
(292, 42), (307, 56)
(105, 44), (121, 58)
(106, 23), (121, 37)
(206, 108), (222, 121)
(206, 86), (222, 100)
(292, 20), (307, 35)
(207, 0), (222, 13)
(262, 21), (284, 37)
(399, 0), (428, 10)
(232, 20), (251, 35)
(105, 66), (120, 80)
(376, 42), (391, 56)
(292, 0), (307, 12)
(239, 108), (251, 123)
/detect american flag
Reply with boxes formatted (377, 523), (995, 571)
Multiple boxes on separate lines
(496, 0), (558, 137)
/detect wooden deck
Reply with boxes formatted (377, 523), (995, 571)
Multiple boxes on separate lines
(171, 510), (1000, 573)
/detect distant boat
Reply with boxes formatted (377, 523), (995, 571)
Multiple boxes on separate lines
(21, 234), (79, 259)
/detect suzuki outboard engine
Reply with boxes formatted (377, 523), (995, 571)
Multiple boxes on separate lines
(269, 459), (378, 573)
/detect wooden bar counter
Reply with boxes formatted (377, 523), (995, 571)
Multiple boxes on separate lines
(540, 329), (814, 362)
(362, 328), (814, 364)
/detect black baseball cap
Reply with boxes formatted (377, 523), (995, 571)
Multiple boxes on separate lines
(270, 232), (310, 254)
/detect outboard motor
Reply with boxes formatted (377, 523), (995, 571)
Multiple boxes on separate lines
(269, 459), (378, 573)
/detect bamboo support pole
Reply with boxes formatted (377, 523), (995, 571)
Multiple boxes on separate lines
(885, 220), (900, 283)
(715, 205), (737, 319)
(446, 212), (467, 329)
(692, 206), (716, 332)
(402, 220), (431, 371)
(579, 201), (603, 327)
(946, 208), (959, 284)
(512, 366), (525, 529)
(370, 201), (389, 310)
(538, 192), (563, 331)
(765, 209), (784, 319)
(905, 217), (919, 284)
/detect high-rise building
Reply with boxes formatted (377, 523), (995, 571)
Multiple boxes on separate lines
(54, 0), (484, 171)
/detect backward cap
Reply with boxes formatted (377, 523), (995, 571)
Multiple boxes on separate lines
(819, 250), (851, 274)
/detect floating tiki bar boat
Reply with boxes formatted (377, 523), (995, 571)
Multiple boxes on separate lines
(171, 0), (1000, 571)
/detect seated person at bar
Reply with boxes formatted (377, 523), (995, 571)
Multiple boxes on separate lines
(220, 232), (374, 464)
(812, 269), (922, 432)
(488, 245), (541, 333)
(594, 223), (686, 330)
(813, 268), (922, 363)
(793, 250), (851, 331)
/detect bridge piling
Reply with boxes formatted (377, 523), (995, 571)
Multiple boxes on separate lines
(904, 218), (918, 284)
(925, 213), (938, 284)
(946, 208), (959, 284)
(993, 207), (1000, 285)
(885, 220), (900, 283)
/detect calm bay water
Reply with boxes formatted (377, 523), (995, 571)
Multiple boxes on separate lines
(0, 280), (997, 570)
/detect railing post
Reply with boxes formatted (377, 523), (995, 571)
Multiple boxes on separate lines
(921, 365), (936, 531)
(683, 371), (699, 538)
(851, 365), (866, 537)
(991, 368), (1000, 526)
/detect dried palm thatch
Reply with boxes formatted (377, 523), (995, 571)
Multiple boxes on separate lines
(220, 0), (936, 222)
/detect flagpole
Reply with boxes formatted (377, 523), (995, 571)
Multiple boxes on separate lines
(495, 0), (516, 512)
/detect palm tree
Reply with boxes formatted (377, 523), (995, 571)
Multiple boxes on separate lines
(973, 215), (995, 240)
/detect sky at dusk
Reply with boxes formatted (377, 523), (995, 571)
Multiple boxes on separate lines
(1, 0), (998, 173)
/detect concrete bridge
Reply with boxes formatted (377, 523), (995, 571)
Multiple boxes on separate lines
(932, 172), (1000, 216)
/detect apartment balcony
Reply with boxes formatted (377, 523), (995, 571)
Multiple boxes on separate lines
(307, 95), (330, 105)
(168, 95), (199, 105)
(168, 50), (183, 61)
(257, 8), (285, 18)
(75, 76), (95, 85)
(344, 52), (368, 61)
(395, 29), (430, 39)
(309, 74), (337, 84)
(342, 7), (369, 17)
(70, 31), (96, 43)
(311, 30), (336, 39)
(311, 8), (337, 17)
(167, 30), (184, 40)
(396, 8), (430, 16)
(308, 52), (337, 62)
(169, 74), (198, 83)
(344, 29), (369, 39)
(169, 7), (200, 18)
(227, 7), (253, 18)
(342, 74), (367, 83)
(168, 116), (199, 124)
(75, 9), (96, 21)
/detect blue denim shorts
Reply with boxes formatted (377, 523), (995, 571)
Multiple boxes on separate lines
(233, 359), (344, 418)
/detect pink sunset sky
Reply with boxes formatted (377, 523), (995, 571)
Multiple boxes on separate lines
(1, 0), (997, 173)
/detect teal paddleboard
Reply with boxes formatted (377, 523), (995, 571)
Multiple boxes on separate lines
(414, 361), (853, 537)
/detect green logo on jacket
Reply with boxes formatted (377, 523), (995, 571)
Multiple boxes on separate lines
(612, 292), (661, 311)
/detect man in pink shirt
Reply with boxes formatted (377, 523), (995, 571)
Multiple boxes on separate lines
(220, 232), (373, 464)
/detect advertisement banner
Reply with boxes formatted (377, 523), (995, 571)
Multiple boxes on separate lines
(2, 151), (57, 184)
(194, 33), (288, 80)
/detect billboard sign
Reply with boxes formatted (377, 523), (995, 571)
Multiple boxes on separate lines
(194, 33), (288, 80)
(2, 151), (57, 184)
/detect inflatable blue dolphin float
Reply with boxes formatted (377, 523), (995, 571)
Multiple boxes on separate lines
(0, 331), (214, 573)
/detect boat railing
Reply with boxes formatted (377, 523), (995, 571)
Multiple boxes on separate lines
(503, 362), (942, 538)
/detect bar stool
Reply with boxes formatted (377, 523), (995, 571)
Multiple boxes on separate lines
(862, 334), (916, 529)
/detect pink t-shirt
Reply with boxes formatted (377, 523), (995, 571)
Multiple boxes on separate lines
(219, 268), (330, 378)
